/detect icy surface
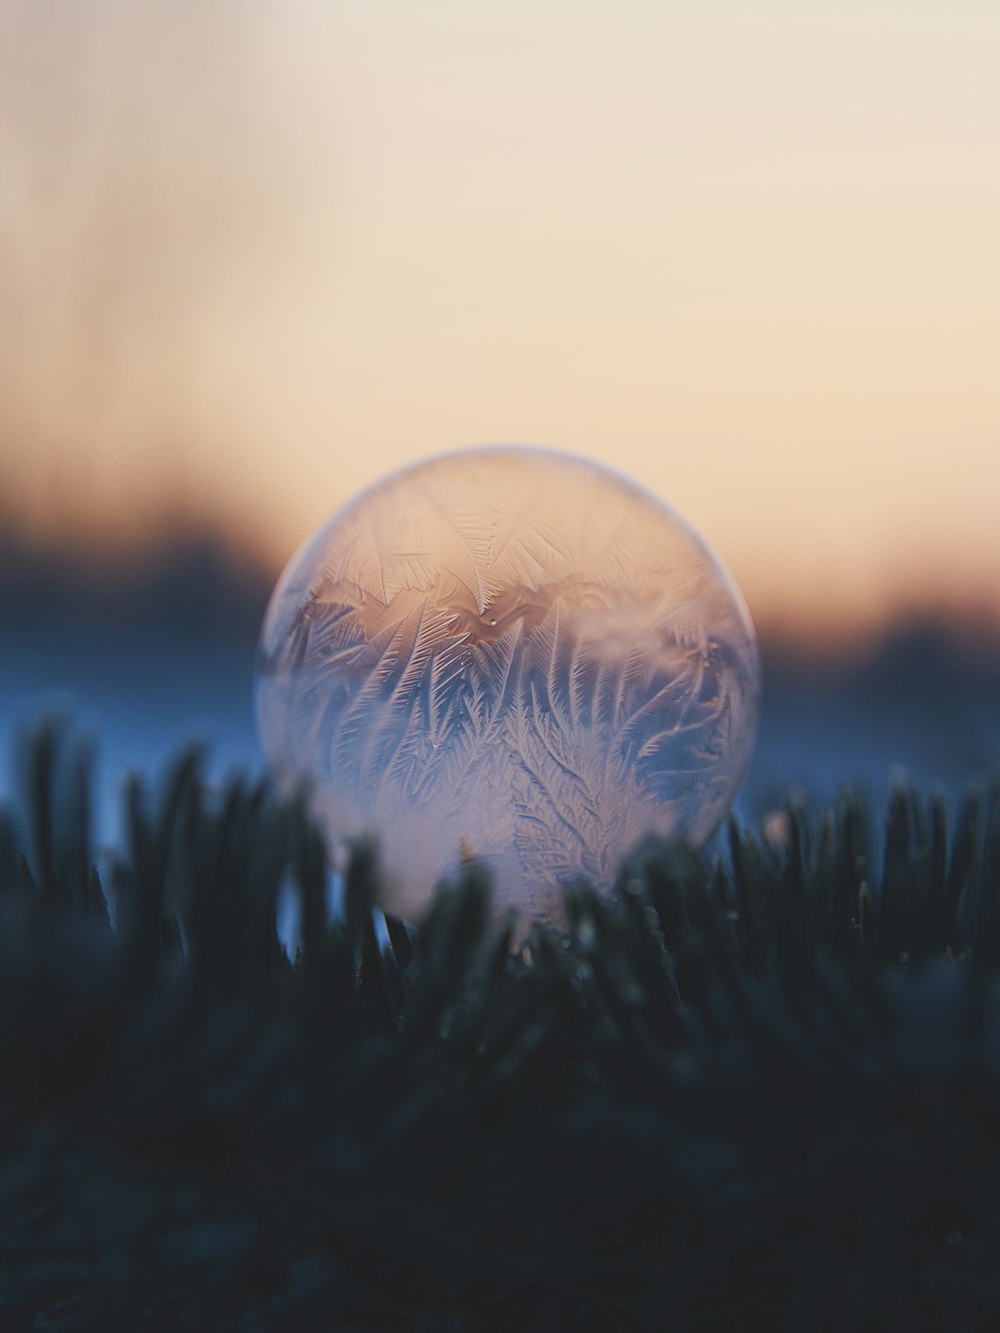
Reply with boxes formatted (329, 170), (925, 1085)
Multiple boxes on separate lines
(256, 447), (760, 922)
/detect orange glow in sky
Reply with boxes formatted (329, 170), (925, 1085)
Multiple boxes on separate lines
(1, 1), (998, 643)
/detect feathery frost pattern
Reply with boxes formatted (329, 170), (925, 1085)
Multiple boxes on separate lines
(257, 448), (759, 921)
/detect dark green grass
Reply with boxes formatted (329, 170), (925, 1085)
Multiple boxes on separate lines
(2, 720), (1000, 1331)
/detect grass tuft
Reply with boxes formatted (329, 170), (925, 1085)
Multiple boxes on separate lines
(2, 719), (1000, 1330)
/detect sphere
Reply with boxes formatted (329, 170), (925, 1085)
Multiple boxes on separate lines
(256, 446), (759, 923)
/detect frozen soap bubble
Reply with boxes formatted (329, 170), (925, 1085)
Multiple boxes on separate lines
(256, 446), (759, 923)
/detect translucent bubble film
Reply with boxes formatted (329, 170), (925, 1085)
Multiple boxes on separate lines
(256, 447), (760, 922)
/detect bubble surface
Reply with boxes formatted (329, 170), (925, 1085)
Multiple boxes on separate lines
(256, 447), (759, 922)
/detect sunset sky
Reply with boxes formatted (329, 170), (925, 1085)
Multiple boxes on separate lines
(1, 0), (997, 642)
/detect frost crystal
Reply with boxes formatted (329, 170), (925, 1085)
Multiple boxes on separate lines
(256, 447), (759, 922)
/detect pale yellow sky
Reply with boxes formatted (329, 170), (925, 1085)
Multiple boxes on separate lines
(1, 0), (997, 640)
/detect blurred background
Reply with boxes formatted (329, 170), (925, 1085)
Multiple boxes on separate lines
(1, 0), (998, 845)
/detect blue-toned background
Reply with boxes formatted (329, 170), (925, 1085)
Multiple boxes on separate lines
(2, 526), (996, 861)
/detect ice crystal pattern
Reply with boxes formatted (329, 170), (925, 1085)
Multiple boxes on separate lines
(256, 447), (760, 922)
